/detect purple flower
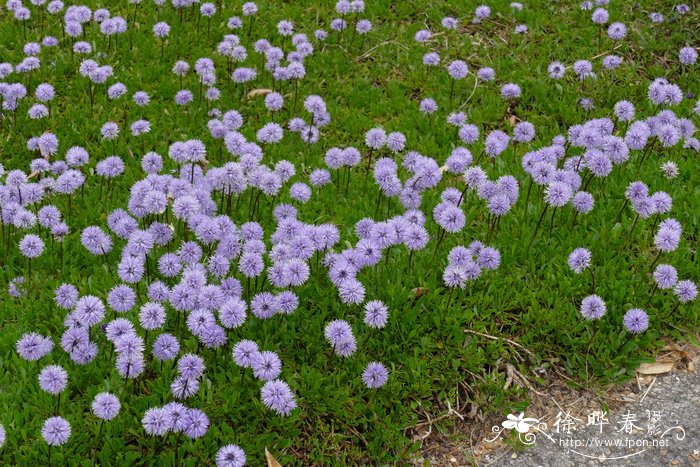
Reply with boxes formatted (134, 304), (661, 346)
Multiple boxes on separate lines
(260, 379), (297, 416)
(232, 340), (259, 368)
(500, 83), (521, 99)
(544, 181), (573, 207)
(591, 7), (609, 24)
(447, 60), (468, 80)
(364, 128), (386, 150)
(653, 264), (677, 289)
(175, 90), (193, 105)
(107, 285), (136, 313)
(142, 407), (170, 436)
(548, 61), (565, 79)
(324, 319), (356, 355)
(216, 444), (247, 467)
(423, 52), (440, 67)
(580, 295), (606, 320)
(256, 123), (284, 144)
(42, 417), (71, 446)
(477, 67), (495, 81)
(654, 228), (680, 253)
(568, 248), (591, 273)
(623, 308), (649, 334)
(337, 279), (365, 305)
(170, 376), (199, 399)
(362, 362), (389, 388)
(419, 98), (437, 115)
(16, 333), (53, 362)
(679, 47), (698, 66)
(363, 300), (388, 328)
(473, 5), (491, 22)
(450, 127), (475, 149)
(607, 22), (626, 40)
(152, 333), (180, 361)
(19, 234), (44, 258)
(674, 280), (697, 303)
(571, 191), (594, 213)
(139, 302), (167, 330)
(38, 365), (68, 395)
(92, 392), (120, 420)
(252, 351), (282, 381)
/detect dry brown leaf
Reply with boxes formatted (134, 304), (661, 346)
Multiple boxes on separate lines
(247, 88), (273, 98)
(637, 361), (674, 375)
(411, 287), (429, 299)
(265, 448), (282, 467)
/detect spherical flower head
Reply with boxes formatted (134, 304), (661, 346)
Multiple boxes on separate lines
(100, 121), (119, 140)
(602, 55), (622, 70)
(38, 365), (68, 395)
(324, 319), (353, 347)
(252, 351), (282, 381)
(92, 392), (120, 420)
(242, 2), (257, 15)
(175, 90), (193, 105)
(142, 407), (170, 436)
(513, 122), (535, 143)
(477, 247), (501, 270)
(623, 308), (649, 334)
(679, 47), (698, 66)
(363, 300), (388, 328)
(447, 60), (468, 80)
(459, 124), (480, 144)
(19, 234), (44, 258)
(152, 333), (180, 361)
(477, 67), (495, 82)
(181, 408), (209, 439)
(153, 21), (170, 37)
(423, 52), (440, 66)
(216, 444), (247, 467)
(545, 181), (573, 207)
(568, 248), (592, 273)
(356, 19), (372, 34)
(572, 191), (594, 214)
(362, 362), (389, 388)
(419, 98), (437, 115)
(613, 100), (635, 121)
(232, 340), (259, 368)
(364, 128), (386, 150)
(654, 228), (680, 253)
(660, 161), (678, 179)
(591, 7), (609, 24)
(547, 61), (565, 79)
(260, 379), (297, 416)
(674, 280), (697, 304)
(501, 83), (521, 99)
(580, 295), (606, 320)
(607, 22), (626, 40)
(653, 264), (677, 289)
(256, 122), (284, 144)
(474, 5), (491, 22)
(414, 29), (431, 43)
(16, 332), (53, 362)
(277, 20), (294, 36)
(42, 417), (71, 446)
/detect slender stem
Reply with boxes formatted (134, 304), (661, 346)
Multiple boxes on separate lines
(527, 205), (549, 251)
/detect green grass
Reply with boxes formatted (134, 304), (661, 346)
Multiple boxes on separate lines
(0, 0), (698, 465)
